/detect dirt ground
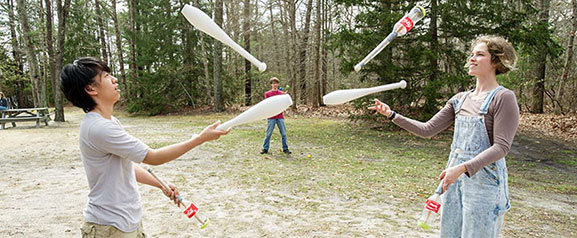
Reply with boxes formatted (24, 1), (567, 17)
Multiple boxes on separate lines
(0, 107), (575, 238)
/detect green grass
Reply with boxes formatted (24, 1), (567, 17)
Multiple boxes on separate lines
(206, 118), (455, 211)
(559, 157), (577, 166)
(554, 184), (577, 194)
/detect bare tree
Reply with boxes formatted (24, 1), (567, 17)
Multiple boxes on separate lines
(278, 0), (293, 91)
(199, 33), (212, 101)
(429, 0), (439, 83)
(7, 0), (22, 70)
(555, 0), (576, 114)
(111, 0), (127, 99)
(225, 0), (242, 86)
(94, 0), (108, 65)
(128, 0), (137, 97)
(55, 0), (71, 73)
(38, 0), (49, 109)
(530, 0), (551, 114)
(45, 0), (64, 121)
(284, 0), (298, 108)
(213, 0), (225, 111)
(320, 0), (328, 104)
(298, 0), (313, 105)
(243, 0), (252, 105)
(7, 0), (25, 107)
(16, 0), (43, 107)
(268, 1), (281, 71)
(312, 0), (321, 106)
(53, 0), (71, 121)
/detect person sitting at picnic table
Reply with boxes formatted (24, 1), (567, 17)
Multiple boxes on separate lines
(0, 92), (8, 111)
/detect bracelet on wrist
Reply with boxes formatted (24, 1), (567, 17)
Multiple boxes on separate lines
(387, 111), (396, 120)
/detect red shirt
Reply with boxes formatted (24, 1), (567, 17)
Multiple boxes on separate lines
(264, 90), (285, 119)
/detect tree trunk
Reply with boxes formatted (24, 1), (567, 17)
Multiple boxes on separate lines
(429, 0), (438, 82)
(45, 0), (64, 121)
(269, 2), (281, 71)
(8, 0), (25, 107)
(199, 33), (211, 102)
(55, 0), (71, 72)
(94, 0), (108, 64)
(320, 0), (328, 104)
(111, 0), (128, 100)
(383, 1), (392, 67)
(243, 0), (252, 106)
(17, 0), (43, 107)
(278, 1), (287, 74)
(312, 0), (322, 106)
(129, 0), (137, 98)
(296, 0), (313, 106)
(107, 33), (113, 71)
(195, 0), (210, 102)
(178, 0), (195, 107)
(54, 0), (70, 121)
(555, 0), (576, 115)
(7, 0), (23, 71)
(530, 0), (551, 114)
(424, 0), (439, 114)
(38, 0), (49, 108)
(213, 0), (225, 112)
(286, 0), (298, 107)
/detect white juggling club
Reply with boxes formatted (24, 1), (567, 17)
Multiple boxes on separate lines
(354, 6), (426, 72)
(181, 4), (267, 72)
(216, 94), (293, 131)
(323, 80), (407, 105)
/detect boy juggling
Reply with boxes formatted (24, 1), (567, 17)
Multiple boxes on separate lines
(60, 57), (229, 237)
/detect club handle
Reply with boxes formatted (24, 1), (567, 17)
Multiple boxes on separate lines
(373, 80), (407, 92)
(147, 168), (170, 190)
(216, 120), (234, 131)
(354, 32), (397, 72)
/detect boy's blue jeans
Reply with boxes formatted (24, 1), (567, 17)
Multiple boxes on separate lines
(262, 119), (288, 151)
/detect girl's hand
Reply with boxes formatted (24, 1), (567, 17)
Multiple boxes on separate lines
(368, 99), (393, 118)
(439, 164), (467, 193)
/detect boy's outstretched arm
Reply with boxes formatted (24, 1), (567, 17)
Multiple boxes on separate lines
(143, 121), (230, 166)
(134, 165), (180, 206)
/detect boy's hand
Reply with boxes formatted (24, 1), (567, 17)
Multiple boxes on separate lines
(198, 121), (230, 142)
(368, 99), (393, 118)
(162, 183), (180, 206)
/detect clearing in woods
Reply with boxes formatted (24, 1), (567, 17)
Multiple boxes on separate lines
(0, 107), (575, 237)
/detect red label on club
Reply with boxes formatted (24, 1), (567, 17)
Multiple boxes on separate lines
(184, 203), (198, 218)
(425, 199), (441, 213)
(400, 17), (414, 31)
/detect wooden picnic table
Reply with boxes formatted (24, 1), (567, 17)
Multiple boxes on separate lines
(0, 107), (51, 129)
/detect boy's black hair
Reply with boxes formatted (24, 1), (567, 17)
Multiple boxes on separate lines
(60, 57), (110, 113)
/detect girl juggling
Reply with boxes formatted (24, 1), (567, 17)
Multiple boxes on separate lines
(370, 35), (519, 238)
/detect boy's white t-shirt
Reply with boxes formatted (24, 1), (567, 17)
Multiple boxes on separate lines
(79, 112), (149, 232)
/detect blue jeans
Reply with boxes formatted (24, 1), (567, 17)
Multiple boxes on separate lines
(262, 119), (289, 151)
(0, 106), (7, 111)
